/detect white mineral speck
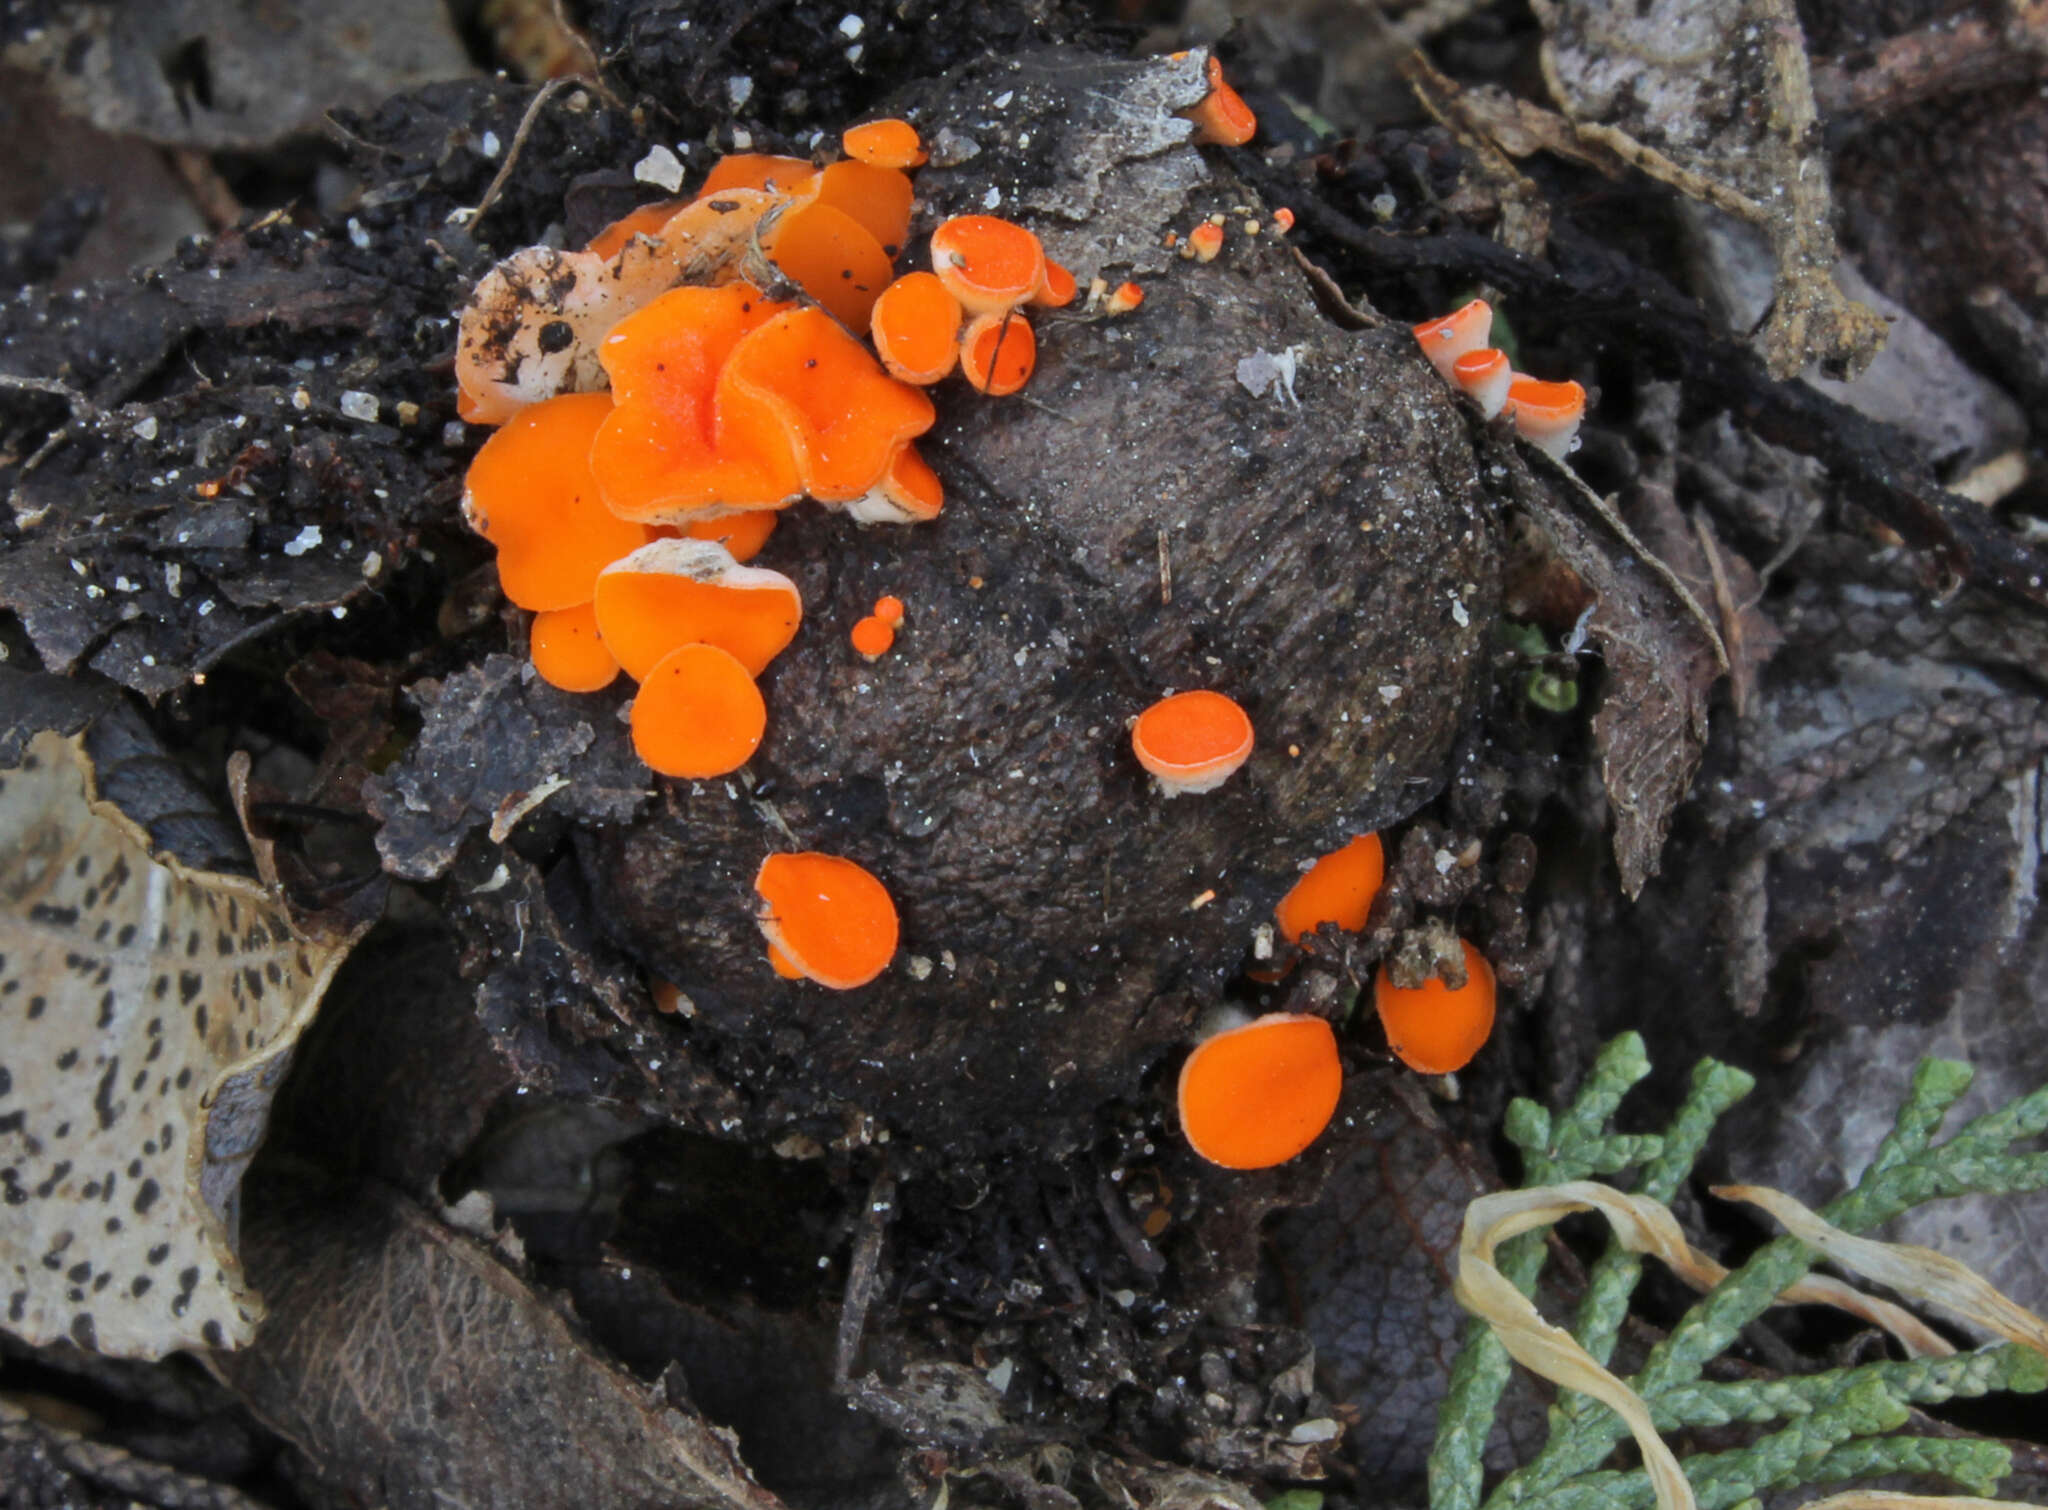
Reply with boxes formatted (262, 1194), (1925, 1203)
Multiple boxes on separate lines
(361, 551), (383, 578)
(339, 391), (378, 422)
(838, 12), (863, 36)
(845, 42), (863, 62)
(1378, 684), (1402, 702)
(728, 75), (754, 108)
(347, 218), (371, 250)
(442, 421), (467, 448)
(132, 416), (158, 441)
(983, 185), (1002, 209)
(481, 130), (502, 159)
(283, 525), (323, 557)
(994, 90), (1014, 107)
(114, 576), (137, 592)
(731, 127), (753, 150)
(1450, 597), (1470, 627)
(634, 144), (685, 192)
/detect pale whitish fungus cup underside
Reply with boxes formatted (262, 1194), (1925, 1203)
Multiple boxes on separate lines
(0, 731), (353, 1358)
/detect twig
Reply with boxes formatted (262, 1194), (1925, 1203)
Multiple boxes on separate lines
(833, 1170), (896, 1388)
(469, 77), (578, 230)
(1, 375), (102, 527)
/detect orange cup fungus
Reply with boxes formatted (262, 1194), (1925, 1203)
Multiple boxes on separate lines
(843, 118), (927, 170)
(593, 539), (803, 682)
(586, 198), (684, 260)
(1186, 222), (1225, 263)
(1506, 377), (1588, 460)
(873, 595), (905, 626)
(631, 642), (767, 778)
(671, 508), (778, 563)
(871, 271), (964, 385)
(1032, 259), (1078, 309)
(1452, 348), (1512, 419)
(850, 615), (896, 660)
(530, 602), (621, 693)
(846, 442), (944, 524)
(803, 161), (916, 257)
(1374, 940), (1497, 1075)
(1412, 299), (1493, 382)
(754, 851), (900, 989)
(591, 284), (802, 521)
(931, 215), (1047, 316)
(1274, 833), (1385, 945)
(1132, 690), (1254, 796)
(760, 199), (896, 330)
(697, 153), (818, 198)
(1178, 1013), (1340, 1169)
(1180, 55), (1257, 148)
(461, 392), (652, 611)
(960, 312), (1037, 396)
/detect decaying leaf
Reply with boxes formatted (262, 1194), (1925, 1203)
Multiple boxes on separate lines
(209, 1174), (788, 1510)
(1, 721), (356, 1359)
(1530, 0), (1887, 379)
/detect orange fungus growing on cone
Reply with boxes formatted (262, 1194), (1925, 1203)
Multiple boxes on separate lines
(1374, 940), (1496, 1075)
(755, 852), (900, 989)
(1178, 1013), (1341, 1169)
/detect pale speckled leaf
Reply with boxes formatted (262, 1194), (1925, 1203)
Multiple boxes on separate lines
(0, 730), (354, 1359)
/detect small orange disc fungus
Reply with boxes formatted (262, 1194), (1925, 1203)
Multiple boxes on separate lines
(585, 199), (682, 260)
(461, 392), (651, 611)
(754, 851), (900, 989)
(1412, 299), (1493, 382)
(631, 642), (768, 778)
(1452, 348), (1513, 419)
(1506, 377), (1587, 461)
(843, 442), (944, 524)
(960, 312), (1037, 396)
(930, 215), (1047, 317)
(842, 118), (927, 170)
(720, 307), (936, 503)
(594, 539), (804, 681)
(871, 271), (964, 385)
(1103, 280), (1144, 316)
(800, 161), (916, 259)
(1177, 1013), (1341, 1169)
(850, 615), (896, 660)
(696, 153), (818, 198)
(1374, 940), (1496, 1075)
(1031, 259), (1078, 310)
(1274, 833), (1386, 945)
(530, 602), (621, 693)
(1187, 222), (1224, 263)
(1131, 689), (1254, 796)
(761, 199), (895, 331)
(873, 595), (905, 626)
(1180, 55), (1257, 148)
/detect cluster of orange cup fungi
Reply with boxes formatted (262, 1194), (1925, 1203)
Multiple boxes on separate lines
(1412, 299), (1587, 461)
(457, 117), (1087, 791)
(1122, 691), (1497, 1168)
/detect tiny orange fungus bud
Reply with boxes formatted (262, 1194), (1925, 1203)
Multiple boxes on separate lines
(1180, 55), (1257, 147)
(1187, 222), (1224, 263)
(873, 595), (905, 626)
(1411, 298), (1493, 381)
(1452, 348), (1513, 419)
(1272, 207), (1295, 233)
(1178, 1013), (1340, 1169)
(1103, 281), (1144, 316)
(530, 602), (620, 693)
(1274, 833), (1385, 945)
(631, 642), (768, 779)
(960, 311), (1037, 396)
(1131, 689), (1253, 796)
(1374, 940), (1496, 1075)
(755, 852), (900, 989)
(842, 118), (927, 169)
(1506, 376), (1587, 461)
(850, 615), (896, 659)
